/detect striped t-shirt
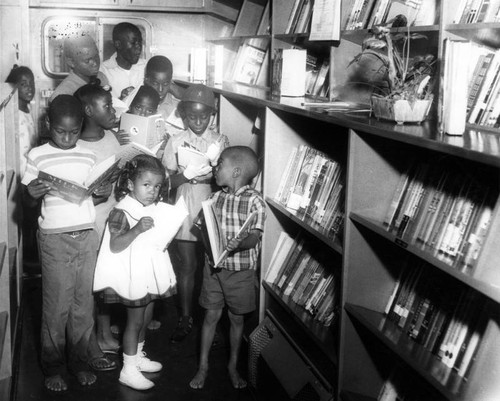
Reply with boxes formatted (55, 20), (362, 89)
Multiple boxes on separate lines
(22, 142), (97, 234)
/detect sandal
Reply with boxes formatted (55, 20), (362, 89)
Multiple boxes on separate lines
(88, 355), (117, 371)
(170, 316), (193, 343)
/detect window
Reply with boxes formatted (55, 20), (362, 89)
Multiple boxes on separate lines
(42, 16), (152, 78)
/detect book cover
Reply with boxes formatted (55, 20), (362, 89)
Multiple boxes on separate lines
(115, 142), (157, 168)
(264, 231), (295, 284)
(38, 155), (120, 205)
(232, 43), (267, 86)
(120, 113), (166, 150)
(309, 0), (341, 41)
(201, 199), (258, 268)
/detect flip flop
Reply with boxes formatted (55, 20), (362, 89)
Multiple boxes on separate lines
(88, 355), (117, 371)
(100, 344), (121, 355)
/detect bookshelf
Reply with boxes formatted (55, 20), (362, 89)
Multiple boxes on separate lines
(183, 0), (500, 399)
(0, 83), (23, 395)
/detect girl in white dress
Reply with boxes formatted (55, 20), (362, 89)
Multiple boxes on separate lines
(93, 154), (176, 391)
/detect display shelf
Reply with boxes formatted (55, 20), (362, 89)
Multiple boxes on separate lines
(266, 198), (343, 254)
(263, 281), (337, 364)
(345, 303), (479, 401)
(349, 213), (500, 304)
(445, 23), (500, 48)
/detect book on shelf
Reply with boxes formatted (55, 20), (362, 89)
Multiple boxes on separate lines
(293, 0), (314, 34)
(381, 0), (423, 26)
(232, 43), (267, 86)
(454, 0), (500, 23)
(264, 231), (297, 284)
(346, 0), (377, 30)
(120, 113), (166, 150)
(256, 0), (271, 35)
(285, 0), (305, 34)
(233, 0), (269, 36)
(38, 155), (119, 205)
(200, 199), (258, 268)
(190, 47), (207, 84)
(271, 48), (307, 97)
(309, 0), (341, 41)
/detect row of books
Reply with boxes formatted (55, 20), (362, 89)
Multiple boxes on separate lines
(384, 258), (488, 380)
(264, 231), (339, 327)
(275, 145), (345, 240)
(341, 0), (435, 31)
(466, 46), (500, 127)
(231, 40), (269, 86)
(453, 0), (500, 24)
(384, 157), (495, 271)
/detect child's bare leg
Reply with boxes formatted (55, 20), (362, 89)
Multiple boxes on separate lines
(123, 306), (145, 356)
(190, 308), (222, 389)
(96, 302), (119, 352)
(141, 302), (155, 342)
(227, 310), (246, 389)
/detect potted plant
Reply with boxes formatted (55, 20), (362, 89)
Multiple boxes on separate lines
(348, 24), (435, 124)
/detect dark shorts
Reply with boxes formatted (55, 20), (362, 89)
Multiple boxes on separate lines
(199, 262), (256, 315)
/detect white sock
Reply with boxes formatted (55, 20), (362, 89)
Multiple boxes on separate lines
(123, 352), (138, 372)
(137, 341), (145, 355)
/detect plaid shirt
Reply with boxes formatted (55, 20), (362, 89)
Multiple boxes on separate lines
(210, 185), (266, 271)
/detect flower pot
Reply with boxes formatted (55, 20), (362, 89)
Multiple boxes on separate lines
(371, 96), (433, 125)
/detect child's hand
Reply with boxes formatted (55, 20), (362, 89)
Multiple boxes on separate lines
(114, 129), (130, 145)
(226, 235), (242, 252)
(119, 86), (135, 100)
(27, 179), (51, 199)
(183, 164), (212, 180)
(134, 216), (154, 233)
(93, 181), (112, 198)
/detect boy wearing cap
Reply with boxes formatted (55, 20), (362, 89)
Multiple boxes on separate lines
(162, 84), (229, 342)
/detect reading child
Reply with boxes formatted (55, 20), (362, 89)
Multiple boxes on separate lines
(74, 82), (121, 354)
(21, 95), (116, 392)
(93, 154), (177, 391)
(162, 84), (229, 343)
(127, 84), (160, 117)
(190, 146), (265, 390)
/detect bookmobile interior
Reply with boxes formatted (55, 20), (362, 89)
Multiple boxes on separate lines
(2, 0), (500, 400)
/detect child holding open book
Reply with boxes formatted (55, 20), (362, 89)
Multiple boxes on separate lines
(93, 154), (179, 390)
(21, 95), (116, 392)
(190, 146), (266, 390)
(162, 84), (229, 343)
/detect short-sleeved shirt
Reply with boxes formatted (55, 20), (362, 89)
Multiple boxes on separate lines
(50, 71), (109, 102)
(209, 185), (266, 271)
(21, 143), (97, 233)
(100, 53), (146, 99)
(78, 131), (122, 237)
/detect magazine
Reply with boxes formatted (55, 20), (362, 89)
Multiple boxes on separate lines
(177, 146), (209, 169)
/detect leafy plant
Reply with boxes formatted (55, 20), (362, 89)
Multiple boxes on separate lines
(348, 25), (435, 103)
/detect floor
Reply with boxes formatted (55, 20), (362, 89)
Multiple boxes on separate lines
(11, 264), (265, 401)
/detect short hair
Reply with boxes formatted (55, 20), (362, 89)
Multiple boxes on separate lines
(130, 85), (160, 108)
(223, 146), (259, 181)
(115, 154), (166, 201)
(48, 95), (84, 124)
(145, 56), (173, 79)
(5, 65), (33, 84)
(63, 35), (97, 60)
(113, 22), (141, 42)
(74, 81), (111, 108)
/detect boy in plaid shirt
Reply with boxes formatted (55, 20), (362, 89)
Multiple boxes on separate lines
(190, 146), (265, 390)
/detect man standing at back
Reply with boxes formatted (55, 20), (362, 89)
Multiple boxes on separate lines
(50, 35), (109, 102)
(100, 22), (146, 101)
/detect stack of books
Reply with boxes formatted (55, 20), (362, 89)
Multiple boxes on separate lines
(275, 145), (345, 240)
(264, 231), (340, 327)
(452, 0), (500, 23)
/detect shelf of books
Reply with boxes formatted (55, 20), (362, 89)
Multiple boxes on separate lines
(340, 128), (500, 401)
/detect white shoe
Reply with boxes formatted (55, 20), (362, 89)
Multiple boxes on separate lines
(137, 351), (162, 373)
(119, 367), (154, 390)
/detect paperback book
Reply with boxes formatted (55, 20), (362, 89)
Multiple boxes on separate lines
(120, 113), (166, 149)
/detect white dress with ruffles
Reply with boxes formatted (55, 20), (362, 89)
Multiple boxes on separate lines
(93, 196), (177, 301)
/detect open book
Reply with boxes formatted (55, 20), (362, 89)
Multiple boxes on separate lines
(120, 113), (166, 149)
(201, 199), (258, 268)
(132, 196), (189, 250)
(177, 145), (209, 169)
(115, 141), (162, 168)
(38, 155), (120, 205)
